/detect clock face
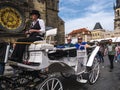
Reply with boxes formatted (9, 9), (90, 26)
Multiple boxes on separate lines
(0, 7), (24, 32)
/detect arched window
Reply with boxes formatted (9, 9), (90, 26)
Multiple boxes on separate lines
(117, 10), (119, 16)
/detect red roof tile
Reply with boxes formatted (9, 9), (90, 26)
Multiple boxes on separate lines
(68, 28), (90, 35)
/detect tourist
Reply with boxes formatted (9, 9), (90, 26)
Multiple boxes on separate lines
(115, 43), (120, 62)
(64, 37), (74, 47)
(75, 36), (90, 50)
(104, 39), (116, 72)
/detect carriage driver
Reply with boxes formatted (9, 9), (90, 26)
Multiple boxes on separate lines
(10, 10), (45, 62)
(75, 36), (90, 50)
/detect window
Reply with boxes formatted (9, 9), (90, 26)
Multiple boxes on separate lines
(117, 10), (119, 16)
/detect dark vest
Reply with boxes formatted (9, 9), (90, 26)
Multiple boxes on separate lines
(30, 21), (41, 37)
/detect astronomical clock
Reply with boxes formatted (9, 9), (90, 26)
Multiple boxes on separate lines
(0, 6), (25, 33)
(0, 0), (33, 42)
(0, 0), (65, 44)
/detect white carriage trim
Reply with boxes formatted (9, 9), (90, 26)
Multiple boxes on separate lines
(17, 63), (42, 70)
(8, 60), (43, 70)
(86, 46), (100, 67)
(45, 28), (57, 44)
(4, 45), (10, 63)
(45, 28), (57, 37)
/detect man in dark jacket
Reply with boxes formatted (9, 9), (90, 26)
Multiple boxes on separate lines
(0, 40), (9, 89)
(0, 40), (8, 75)
(64, 37), (74, 47)
(105, 39), (115, 72)
(10, 10), (45, 62)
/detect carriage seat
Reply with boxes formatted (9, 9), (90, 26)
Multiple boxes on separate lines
(27, 41), (54, 63)
(29, 41), (55, 51)
(48, 47), (77, 60)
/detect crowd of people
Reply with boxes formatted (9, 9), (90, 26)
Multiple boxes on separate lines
(64, 37), (120, 72)
(97, 39), (120, 72)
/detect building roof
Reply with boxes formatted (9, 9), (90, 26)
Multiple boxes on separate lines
(68, 28), (91, 35)
(93, 22), (103, 30)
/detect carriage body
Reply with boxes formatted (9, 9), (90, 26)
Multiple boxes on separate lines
(0, 28), (100, 90)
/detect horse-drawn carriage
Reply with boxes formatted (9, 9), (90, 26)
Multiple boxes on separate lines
(0, 28), (100, 90)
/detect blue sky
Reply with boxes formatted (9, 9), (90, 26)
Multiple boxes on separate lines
(59, 0), (115, 34)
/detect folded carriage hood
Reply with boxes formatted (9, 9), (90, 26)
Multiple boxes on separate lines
(48, 62), (75, 75)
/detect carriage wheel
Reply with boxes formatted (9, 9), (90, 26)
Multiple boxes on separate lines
(0, 79), (13, 90)
(36, 77), (63, 90)
(87, 57), (100, 84)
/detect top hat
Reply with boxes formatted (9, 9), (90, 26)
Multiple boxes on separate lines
(30, 10), (40, 18)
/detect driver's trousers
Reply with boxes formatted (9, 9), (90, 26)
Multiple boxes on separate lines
(11, 36), (43, 62)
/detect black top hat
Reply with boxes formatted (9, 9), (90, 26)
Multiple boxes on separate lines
(30, 10), (40, 18)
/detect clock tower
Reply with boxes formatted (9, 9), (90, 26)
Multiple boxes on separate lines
(114, 0), (120, 30)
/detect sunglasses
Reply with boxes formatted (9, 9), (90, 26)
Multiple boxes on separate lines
(67, 39), (71, 41)
(78, 38), (82, 40)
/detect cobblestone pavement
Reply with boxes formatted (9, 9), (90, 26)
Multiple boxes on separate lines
(63, 56), (120, 90)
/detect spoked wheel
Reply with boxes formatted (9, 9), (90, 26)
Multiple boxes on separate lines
(87, 57), (100, 84)
(36, 77), (63, 90)
(0, 79), (13, 90)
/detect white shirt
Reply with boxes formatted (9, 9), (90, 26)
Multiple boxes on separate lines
(108, 45), (112, 51)
(32, 18), (45, 33)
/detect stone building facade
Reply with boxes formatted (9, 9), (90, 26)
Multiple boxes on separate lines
(0, 0), (65, 44)
(91, 22), (117, 40)
(91, 22), (105, 40)
(91, 0), (120, 40)
(103, 0), (120, 39)
(114, 0), (120, 30)
(66, 28), (92, 43)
